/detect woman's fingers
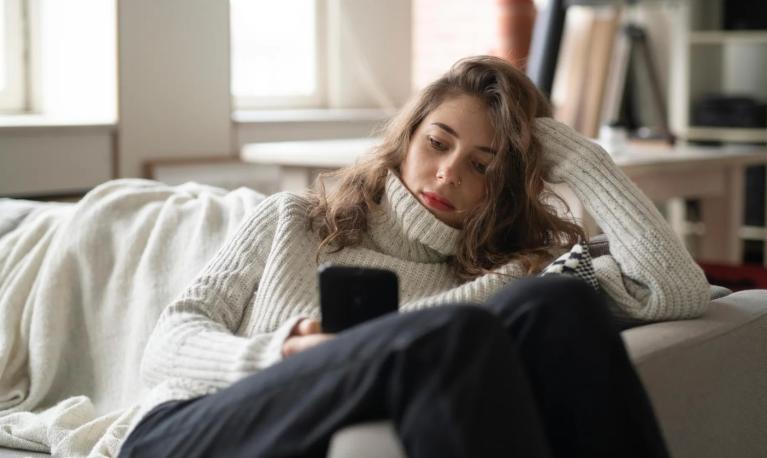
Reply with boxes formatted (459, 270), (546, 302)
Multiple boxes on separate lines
(289, 318), (322, 338)
(297, 318), (322, 336)
(282, 334), (335, 358)
(282, 319), (330, 358)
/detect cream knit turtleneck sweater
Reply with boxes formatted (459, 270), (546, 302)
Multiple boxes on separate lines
(132, 118), (709, 434)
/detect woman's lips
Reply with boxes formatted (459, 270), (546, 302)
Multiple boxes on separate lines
(420, 191), (455, 211)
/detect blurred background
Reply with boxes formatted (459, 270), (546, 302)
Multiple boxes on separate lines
(1, 0), (766, 285)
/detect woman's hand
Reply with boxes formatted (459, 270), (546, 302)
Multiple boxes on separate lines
(282, 318), (335, 358)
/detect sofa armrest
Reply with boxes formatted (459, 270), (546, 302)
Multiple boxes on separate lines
(623, 289), (767, 458)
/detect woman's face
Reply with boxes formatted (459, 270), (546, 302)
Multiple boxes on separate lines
(400, 94), (496, 228)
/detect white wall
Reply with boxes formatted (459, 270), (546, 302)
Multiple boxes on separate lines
(0, 125), (113, 196)
(327, 0), (412, 109)
(116, 0), (233, 178)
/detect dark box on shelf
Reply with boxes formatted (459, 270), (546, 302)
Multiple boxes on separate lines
(692, 95), (767, 128)
(724, 0), (767, 30)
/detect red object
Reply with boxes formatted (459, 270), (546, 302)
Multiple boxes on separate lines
(698, 262), (767, 291)
(495, 0), (537, 70)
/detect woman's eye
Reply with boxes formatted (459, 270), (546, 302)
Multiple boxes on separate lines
(428, 137), (446, 151)
(473, 162), (488, 174)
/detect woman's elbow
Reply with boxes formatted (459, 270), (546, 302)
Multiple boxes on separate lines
(664, 265), (710, 320)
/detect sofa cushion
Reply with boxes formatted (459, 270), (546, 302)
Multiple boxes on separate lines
(622, 289), (767, 458)
(328, 422), (405, 458)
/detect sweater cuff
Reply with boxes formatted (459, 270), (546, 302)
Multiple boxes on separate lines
(253, 315), (306, 368)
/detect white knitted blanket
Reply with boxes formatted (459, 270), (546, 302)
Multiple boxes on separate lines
(0, 179), (264, 456)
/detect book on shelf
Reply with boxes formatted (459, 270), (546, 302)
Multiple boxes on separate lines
(551, 6), (624, 138)
(579, 8), (620, 138)
(552, 5), (673, 143)
(551, 6), (593, 129)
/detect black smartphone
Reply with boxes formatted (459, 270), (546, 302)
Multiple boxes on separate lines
(318, 264), (399, 333)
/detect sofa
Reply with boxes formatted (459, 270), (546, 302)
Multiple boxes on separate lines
(0, 223), (765, 457)
(326, 288), (767, 458)
(326, 238), (767, 458)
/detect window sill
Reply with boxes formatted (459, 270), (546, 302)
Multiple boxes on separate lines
(0, 114), (116, 135)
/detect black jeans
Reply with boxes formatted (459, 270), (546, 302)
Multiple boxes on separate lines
(119, 276), (669, 458)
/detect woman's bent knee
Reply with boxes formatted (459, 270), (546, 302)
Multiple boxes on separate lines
(487, 275), (613, 332)
(386, 305), (510, 357)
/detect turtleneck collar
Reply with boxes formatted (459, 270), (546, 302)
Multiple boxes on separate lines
(367, 171), (461, 263)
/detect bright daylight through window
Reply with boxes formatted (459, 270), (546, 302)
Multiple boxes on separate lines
(0, 0), (6, 93)
(230, 0), (320, 108)
(0, 0), (27, 113)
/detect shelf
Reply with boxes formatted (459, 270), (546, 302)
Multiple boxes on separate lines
(740, 226), (767, 240)
(690, 31), (767, 45)
(686, 127), (767, 143)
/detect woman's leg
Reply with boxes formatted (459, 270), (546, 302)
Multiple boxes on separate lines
(484, 275), (669, 458)
(120, 305), (551, 458)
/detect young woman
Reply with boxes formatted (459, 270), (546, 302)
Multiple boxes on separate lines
(118, 56), (709, 457)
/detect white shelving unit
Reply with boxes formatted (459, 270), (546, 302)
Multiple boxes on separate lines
(668, 0), (767, 265)
(672, 4), (767, 143)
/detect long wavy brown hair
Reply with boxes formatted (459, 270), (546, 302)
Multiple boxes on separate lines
(306, 55), (585, 280)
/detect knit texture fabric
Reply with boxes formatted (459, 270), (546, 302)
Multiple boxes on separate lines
(535, 118), (709, 320)
(129, 118), (710, 445)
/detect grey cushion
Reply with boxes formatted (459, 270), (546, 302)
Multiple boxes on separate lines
(624, 289), (767, 458)
(328, 422), (405, 458)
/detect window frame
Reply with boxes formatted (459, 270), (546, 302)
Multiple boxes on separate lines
(0, 0), (26, 112)
(231, 0), (327, 110)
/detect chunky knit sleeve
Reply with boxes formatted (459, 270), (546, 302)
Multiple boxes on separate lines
(139, 194), (301, 391)
(535, 118), (710, 320)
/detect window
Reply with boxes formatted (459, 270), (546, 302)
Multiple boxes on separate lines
(37, 0), (117, 120)
(0, 0), (25, 112)
(0, 0), (116, 120)
(230, 0), (325, 109)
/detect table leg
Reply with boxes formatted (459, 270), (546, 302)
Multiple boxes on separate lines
(699, 165), (743, 264)
(727, 165), (745, 264)
(280, 166), (314, 193)
(665, 198), (687, 240)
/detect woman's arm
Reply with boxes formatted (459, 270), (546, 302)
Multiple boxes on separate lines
(535, 118), (710, 321)
(402, 263), (529, 311)
(140, 196), (302, 391)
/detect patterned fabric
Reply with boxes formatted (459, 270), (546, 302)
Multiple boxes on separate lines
(540, 243), (600, 291)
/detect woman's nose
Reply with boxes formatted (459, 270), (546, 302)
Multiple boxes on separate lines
(436, 156), (462, 186)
